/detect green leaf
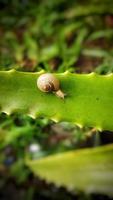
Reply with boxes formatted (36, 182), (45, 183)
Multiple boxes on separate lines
(27, 144), (113, 195)
(63, 3), (113, 19)
(0, 70), (113, 131)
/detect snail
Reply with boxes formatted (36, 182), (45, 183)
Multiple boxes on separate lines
(37, 73), (65, 99)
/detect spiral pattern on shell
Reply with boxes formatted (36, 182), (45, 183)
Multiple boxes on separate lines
(37, 73), (60, 92)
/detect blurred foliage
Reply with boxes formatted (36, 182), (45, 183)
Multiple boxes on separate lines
(0, 0), (113, 199)
(1, 0), (113, 73)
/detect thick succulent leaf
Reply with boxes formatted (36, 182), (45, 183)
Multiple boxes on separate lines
(27, 144), (113, 195)
(0, 70), (113, 130)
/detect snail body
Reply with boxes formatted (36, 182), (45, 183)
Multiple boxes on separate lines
(37, 73), (65, 99)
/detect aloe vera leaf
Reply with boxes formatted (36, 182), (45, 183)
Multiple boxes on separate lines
(27, 144), (113, 195)
(0, 70), (113, 131)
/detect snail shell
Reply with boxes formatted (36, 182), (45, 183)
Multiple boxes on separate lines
(37, 73), (60, 92)
(37, 73), (65, 99)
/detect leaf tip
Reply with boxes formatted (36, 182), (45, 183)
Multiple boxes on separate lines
(63, 71), (71, 75)
(38, 70), (45, 74)
(106, 73), (113, 77)
(88, 72), (96, 76)
(51, 117), (59, 123)
(28, 113), (36, 119)
(8, 69), (16, 73)
(3, 110), (11, 116)
(75, 122), (83, 129)
(95, 126), (102, 132)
